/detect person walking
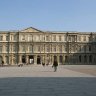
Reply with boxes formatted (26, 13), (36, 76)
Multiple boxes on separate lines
(52, 58), (58, 72)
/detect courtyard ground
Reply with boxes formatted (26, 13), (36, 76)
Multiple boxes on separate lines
(0, 65), (96, 96)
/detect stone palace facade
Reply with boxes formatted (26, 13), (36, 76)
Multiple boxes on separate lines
(0, 27), (96, 65)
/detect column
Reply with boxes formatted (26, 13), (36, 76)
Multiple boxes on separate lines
(34, 55), (37, 65)
(26, 55), (29, 64)
(57, 55), (59, 65)
(19, 55), (22, 63)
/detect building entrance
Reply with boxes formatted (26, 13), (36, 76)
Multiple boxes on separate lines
(29, 55), (34, 64)
(22, 55), (26, 64)
(37, 56), (41, 64)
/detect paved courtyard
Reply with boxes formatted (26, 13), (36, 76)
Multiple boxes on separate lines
(0, 65), (96, 96)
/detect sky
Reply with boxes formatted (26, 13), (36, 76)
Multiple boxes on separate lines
(0, 0), (96, 32)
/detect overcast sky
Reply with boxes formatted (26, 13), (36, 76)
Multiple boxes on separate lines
(0, 0), (96, 32)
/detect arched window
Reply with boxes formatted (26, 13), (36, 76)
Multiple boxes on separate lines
(84, 55), (87, 63)
(89, 55), (92, 63)
(65, 56), (68, 63)
(89, 45), (91, 51)
(79, 55), (81, 63)
(59, 55), (63, 64)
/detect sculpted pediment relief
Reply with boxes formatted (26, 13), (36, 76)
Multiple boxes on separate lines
(21, 27), (42, 32)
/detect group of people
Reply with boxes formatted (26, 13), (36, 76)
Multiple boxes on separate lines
(42, 58), (58, 72)
(1, 59), (58, 72)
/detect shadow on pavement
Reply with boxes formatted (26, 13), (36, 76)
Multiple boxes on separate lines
(0, 77), (96, 96)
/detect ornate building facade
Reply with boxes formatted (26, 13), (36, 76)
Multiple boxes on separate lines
(0, 27), (96, 65)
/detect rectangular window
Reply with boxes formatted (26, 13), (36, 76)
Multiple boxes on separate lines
(38, 46), (40, 52)
(22, 45), (25, 52)
(29, 35), (32, 41)
(0, 36), (3, 41)
(13, 46), (17, 52)
(6, 36), (9, 41)
(54, 46), (56, 52)
(59, 35), (62, 41)
(64, 36), (67, 41)
(79, 46), (82, 51)
(46, 45), (50, 52)
(22, 35), (25, 40)
(6, 45), (9, 52)
(0, 46), (2, 52)
(53, 35), (56, 41)
(59, 45), (62, 53)
(89, 45), (91, 51)
(64, 46), (67, 52)
(29, 45), (33, 52)
(14, 34), (17, 41)
(83, 36), (86, 41)
(78, 36), (81, 41)
(69, 36), (71, 41)
(46, 35), (49, 41)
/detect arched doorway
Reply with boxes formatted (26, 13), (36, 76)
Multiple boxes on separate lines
(37, 56), (41, 64)
(84, 55), (87, 63)
(29, 55), (34, 64)
(65, 56), (68, 63)
(22, 55), (26, 64)
(59, 55), (63, 64)
(89, 55), (92, 63)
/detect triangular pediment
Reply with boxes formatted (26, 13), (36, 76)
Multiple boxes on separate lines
(21, 27), (42, 32)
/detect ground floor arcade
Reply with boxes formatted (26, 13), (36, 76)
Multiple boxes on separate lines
(0, 53), (96, 65)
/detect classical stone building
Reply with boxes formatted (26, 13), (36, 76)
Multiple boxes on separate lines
(0, 27), (96, 65)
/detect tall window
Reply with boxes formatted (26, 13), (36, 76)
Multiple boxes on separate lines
(84, 55), (87, 63)
(46, 45), (50, 52)
(65, 56), (68, 63)
(53, 35), (56, 41)
(22, 35), (25, 40)
(59, 45), (62, 53)
(14, 34), (17, 41)
(64, 36), (67, 41)
(78, 36), (81, 41)
(0, 35), (3, 41)
(89, 55), (92, 63)
(83, 36), (86, 41)
(54, 45), (56, 52)
(29, 35), (32, 41)
(59, 55), (63, 64)
(38, 45), (40, 52)
(89, 45), (91, 51)
(29, 45), (33, 52)
(0, 45), (2, 53)
(13, 45), (16, 52)
(59, 35), (62, 41)
(79, 46), (82, 51)
(6, 35), (9, 41)
(79, 55), (81, 63)
(84, 46), (86, 52)
(72, 36), (76, 42)
(22, 45), (25, 52)
(64, 45), (67, 52)
(69, 35), (71, 41)
(6, 45), (9, 52)
(46, 35), (49, 41)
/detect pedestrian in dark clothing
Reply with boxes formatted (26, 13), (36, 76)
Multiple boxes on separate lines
(52, 59), (58, 72)
(2, 61), (4, 67)
(42, 62), (45, 67)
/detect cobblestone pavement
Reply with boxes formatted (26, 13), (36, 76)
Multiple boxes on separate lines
(0, 65), (96, 96)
